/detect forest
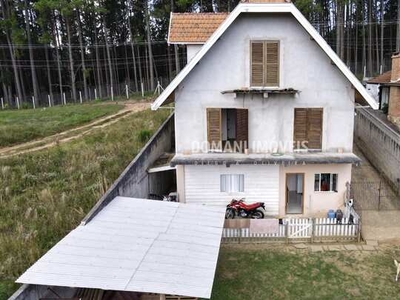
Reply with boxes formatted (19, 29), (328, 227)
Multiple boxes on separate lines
(0, 0), (399, 108)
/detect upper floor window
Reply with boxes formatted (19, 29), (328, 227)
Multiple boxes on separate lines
(251, 41), (280, 87)
(293, 108), (323, 150)
(207, 108), (248, 152)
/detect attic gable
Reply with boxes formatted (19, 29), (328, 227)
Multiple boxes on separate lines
(153, 2), (378, 110)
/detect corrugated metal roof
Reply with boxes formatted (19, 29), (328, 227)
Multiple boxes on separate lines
(17, 197), (225, 299)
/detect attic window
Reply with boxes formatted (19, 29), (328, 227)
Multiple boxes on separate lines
(251, 41), (280, 87)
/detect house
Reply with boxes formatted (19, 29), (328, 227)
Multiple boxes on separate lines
(366, 71), (391, 110)
(152, 0), (377, 217)
(365, 53), (400, 128)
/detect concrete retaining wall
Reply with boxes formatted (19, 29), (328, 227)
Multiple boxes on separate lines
(82, 112), (175, 224)
(354, 107), (400, 191)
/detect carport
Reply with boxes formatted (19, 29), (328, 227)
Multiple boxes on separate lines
(16, 197), (225, 299)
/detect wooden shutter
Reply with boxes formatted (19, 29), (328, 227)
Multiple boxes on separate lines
(207, 108), (222, 150)
(293, 108), (308, 149)
(235, 109), (248, 152)
(293, 108), (323, 150)
(251, 42), (264, 86)
(265, 42), (279, 86)
(307, 108), (323, 149)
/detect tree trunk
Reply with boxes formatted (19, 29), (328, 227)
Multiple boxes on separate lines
(368, 0), (373, 76)
(66, 17), (77, 102)
(397, 0), (400, 51)
(145, 2), (154, 91)
(103, 18), (114, 97)
(53, 11), (63, 103)
(127, 8), (139, 91)
(1, 0), (23, 104)
(45, 45), (53, 104)
(77, 9), (88, 100)
(380, 0), (384, 73)
(24, 0), (39, 106)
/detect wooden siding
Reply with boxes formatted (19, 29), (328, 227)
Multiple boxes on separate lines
(184, 165), (280, 215)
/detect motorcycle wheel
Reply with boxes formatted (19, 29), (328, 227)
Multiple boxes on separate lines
(251, 210), (264, 219)
(225, 208), (235, 219)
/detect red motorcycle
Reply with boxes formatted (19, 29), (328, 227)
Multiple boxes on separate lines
(225, 198), (265, 219)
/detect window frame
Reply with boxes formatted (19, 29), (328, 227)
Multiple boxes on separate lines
(220, 174), (245, 193)
(250, 40), (280, 88)
(314, 173), (338, 192)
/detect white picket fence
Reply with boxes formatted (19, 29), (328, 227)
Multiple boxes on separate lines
(222, 217), (360, 243)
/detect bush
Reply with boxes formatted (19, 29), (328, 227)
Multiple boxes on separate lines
(138, 129), (152, 143)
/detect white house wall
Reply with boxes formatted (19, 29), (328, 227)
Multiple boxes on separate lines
(184, 164), (280, 215)
(186, 44), (203, 61)
(174, 13), (355, 154)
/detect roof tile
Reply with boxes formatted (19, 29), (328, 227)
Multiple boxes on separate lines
(169, 13), (228, 44)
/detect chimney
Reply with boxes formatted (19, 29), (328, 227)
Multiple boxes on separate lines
(388, 53), (400, 126)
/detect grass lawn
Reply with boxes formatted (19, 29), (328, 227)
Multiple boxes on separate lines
(212, 245), (400, 300)
(0, 108), (170, 299)
(0, 103), (123, 147)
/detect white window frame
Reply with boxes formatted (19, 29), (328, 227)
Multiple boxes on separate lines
(220, 174), (245, 193)
(314, 173), (338, 192)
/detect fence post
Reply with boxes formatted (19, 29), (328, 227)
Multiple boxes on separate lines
(32, 96), (35, 109)
(94, 88), (98, 100)
(16, 97), (20, 109)
(126, 84), (129, 99)
(238, 228), (241, 244)
(48, 95), (51, 107)
(111, 86), (114, 101)
(311, 218), (315, 243)
(357, 220), (362, 243)
(378, 179), (382, 210)
(285, 220), (289, 244)
(1, 97), (4, 109)
(63, 93), (66, 105)
(141, 82), (144, 98)
(79, 91), (83, 104)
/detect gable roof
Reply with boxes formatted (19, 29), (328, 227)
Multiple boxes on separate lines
(367, 71), (392, 84)
(152, 2), (378, 110)
(168, 13), (228, 44)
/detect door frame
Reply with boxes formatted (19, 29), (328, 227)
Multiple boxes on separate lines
(285, 173), (305, 214)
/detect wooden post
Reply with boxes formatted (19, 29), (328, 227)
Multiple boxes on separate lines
(311, 218), (315, 243)
(1, 97), (4, 109)
(285, 220), (289, 244)
(32, 96), (35, 109)
(79, 91), (83, 104)
(94, 88), (98, 100)
(238, 228), (241, 244)
(48, 95), (51, 107)
(63, 92), (66, 105)
(111, 86), (114, 101)
(357, 220), (362, 243)
(141, 82), (144, 98)
(16, 97), (20, 109)
(126, 84), (129, 99)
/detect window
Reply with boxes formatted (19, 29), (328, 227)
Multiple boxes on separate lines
(251, 41), (279, 87)
(314, 173), (338, 192)
(220, 174), (244, 193)
(207, 108), (248, 152)
(293, 108), (323, 150)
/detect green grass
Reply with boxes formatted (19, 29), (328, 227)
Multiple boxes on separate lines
(0, 103), (123, 147)
(0, 108), (170, 299)
(212, 245), (400, 300)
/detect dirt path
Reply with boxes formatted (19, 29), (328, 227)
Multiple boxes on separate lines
(0, 101), (151, 158)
